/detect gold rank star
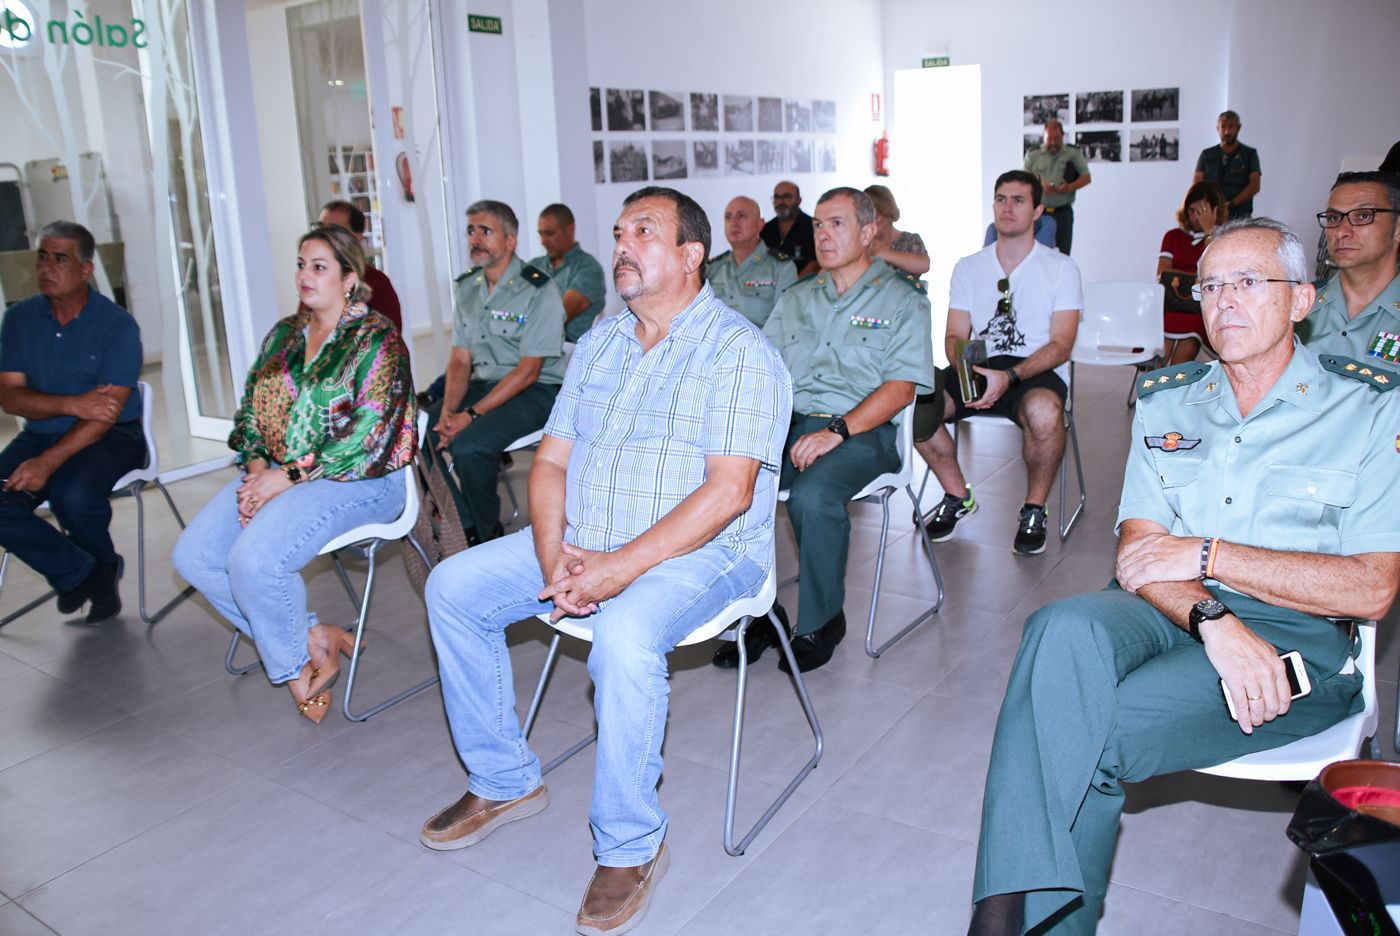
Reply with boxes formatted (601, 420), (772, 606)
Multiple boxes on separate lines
(1206, 382), (1218, 392)
(1174, 372), (1186, 381)
(1296, 382), (1309, 395)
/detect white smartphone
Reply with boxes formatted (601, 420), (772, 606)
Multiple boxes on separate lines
(1221, 650), (1312, 721)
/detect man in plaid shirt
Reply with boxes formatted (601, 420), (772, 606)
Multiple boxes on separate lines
(420, 187), (791, 935)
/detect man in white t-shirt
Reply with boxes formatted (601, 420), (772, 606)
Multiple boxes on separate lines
(911, 170), (1083, 556)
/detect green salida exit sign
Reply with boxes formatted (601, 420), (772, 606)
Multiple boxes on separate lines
(468, 14), (503, 34)
(921, 55), (950, 68)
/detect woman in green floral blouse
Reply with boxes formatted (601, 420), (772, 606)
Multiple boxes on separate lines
(173, 225), (417, 722)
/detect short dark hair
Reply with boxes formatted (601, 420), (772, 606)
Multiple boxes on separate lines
(38, 221), (96, 263)
(994, 169), (1043, 208)
(1331, 171), (1400, 212)
(817, 187), (877, 226)
(1177, 180), (1228, 230)
(1219, 109), (1241, 123)
(540, 203), (575, 227)
(319, 199), (366, 235)
(467, 199), (519, 237)
(622, 186), (711, 280)
(1380, 142), (1400, 173)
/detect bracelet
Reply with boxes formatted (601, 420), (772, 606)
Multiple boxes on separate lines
(1198, 537), (1213, 579)
(1205, 538), (1222, 579)
(1006, 367), (1022, 388)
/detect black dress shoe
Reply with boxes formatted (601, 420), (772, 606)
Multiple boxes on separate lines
(57, 560), (103, 614)
(779, 611), (846, 673)
(84, 559), (122, 625)
(712, 603), (791, 669)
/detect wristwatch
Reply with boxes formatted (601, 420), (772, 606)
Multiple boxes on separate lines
(465, 406), (482, 420)
(1006, 366), (1022, 388)
(1187, 598), (1230, 642)
(825, 416), (850, 440)
(283, 464), (304, 484)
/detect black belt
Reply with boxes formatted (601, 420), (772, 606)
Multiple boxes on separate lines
(1043, 204), (1073, 215)
(1328, 618), (1360, 642)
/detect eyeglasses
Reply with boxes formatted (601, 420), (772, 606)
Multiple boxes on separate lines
(996, 277), (1012, 315)
(1316, 207), (1399, 228)
(1191, 276), (1300, 302)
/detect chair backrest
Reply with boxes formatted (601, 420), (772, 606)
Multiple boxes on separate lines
(111, 380), (159, 490)
(1075, 282), (1165, 362)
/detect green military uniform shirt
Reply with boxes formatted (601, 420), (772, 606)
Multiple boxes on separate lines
(763, 258), (934, 416)
(1298, 271), (1400, 371)
(527, 243), (607, 343)
(1024, 145), (1090, 209)
(707, 246), (799, 327)
(1118, 345), (1400, 565)
(453, 254), (567, 384)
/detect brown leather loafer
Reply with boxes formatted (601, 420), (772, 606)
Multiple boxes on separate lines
(419, 785), (548, 850)
(575, 842), (669, 935)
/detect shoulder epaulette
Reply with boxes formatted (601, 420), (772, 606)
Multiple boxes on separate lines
(893, 268), (926, 295)
(710, 249), (732, 264)
(520, 264), (551, 287)
(792, 270), (820, 287)
(1138, 361), (1211, 396)
(1318, 354), (1397, 392)
(768, 248), (792, 263)
(453, 266), (481, 284)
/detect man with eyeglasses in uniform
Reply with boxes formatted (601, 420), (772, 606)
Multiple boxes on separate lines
(965, 215), (1400, 936)
(1298, 171), (1400, 369)
(761, 181), (819, 277)
(911, 170), (1082, 556)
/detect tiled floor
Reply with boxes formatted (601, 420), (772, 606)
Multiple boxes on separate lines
(0, 363), (1395, 936)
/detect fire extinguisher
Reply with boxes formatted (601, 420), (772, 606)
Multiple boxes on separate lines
(874, 133), (890, 176)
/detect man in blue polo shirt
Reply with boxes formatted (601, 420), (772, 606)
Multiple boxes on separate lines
(0, 221), (144, 623)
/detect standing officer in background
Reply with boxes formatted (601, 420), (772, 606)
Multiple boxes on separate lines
(528, 203), (607, 342)
(708, 195), (798, 327)
(1194, 110), (1262, 219)
(427, 200), (566, 545)
(1299, 171), (1400, 366)
(1023, 118), (1091, 255)
(713, 187), (932, 674)
(967, 217), (1400, 936)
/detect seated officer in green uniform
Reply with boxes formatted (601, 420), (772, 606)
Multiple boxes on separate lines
(528, 202), (607, 342)
(712, 187), (932, 673)
(428, 200), (566, 544)
(1023, 119), (1091, 255)
(707, 195), (797, 327)
(967, 217), (1400, 936)
(1299, 171), (1400, 370)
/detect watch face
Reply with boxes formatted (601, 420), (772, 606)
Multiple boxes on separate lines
(1193, 599), (1226, 619)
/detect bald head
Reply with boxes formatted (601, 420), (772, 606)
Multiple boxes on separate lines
(772, 181), (800, 221)
(723, 196), (764, 253)
(1044, 119), (1064, 152)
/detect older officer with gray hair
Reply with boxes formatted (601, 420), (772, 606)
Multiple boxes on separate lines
(967, 216), (1400, 935)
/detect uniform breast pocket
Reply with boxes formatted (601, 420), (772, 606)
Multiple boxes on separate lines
(488, 318), (522, 339)
(1155, 455), (1203, 518)
(1264, 464), (1356, 530)
(842, 326), (892, 351)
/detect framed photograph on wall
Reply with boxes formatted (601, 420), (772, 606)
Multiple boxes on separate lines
(606, 89), (646, 131)
(817, 139), (836, 173)
(813, 100), (836, 133)
(757, 97), (783, 133)
(1023, 94), (1068, 126)
(790, 138), (812, 173)
(1129, 128), (1179, 161)
(593, 141), (605, 183)
(691, 93), (719, 131)
(1075, 91), (1122, 125)
(649, 91), (685, 131)
(784, 98), (812, 132)
(723, 95), (754, 132)
(757, 139), (786, 174)
(590, 88), (602, 132)
(724, 140), (755, 175)
(1023, 133), (1042, 157)
(1074, 130), (1122, 163)
(651, 140), (687, 179)
(693, 140), (720, 177)
(1131, 88), (1179, 121)
(609, 140), (648, 182)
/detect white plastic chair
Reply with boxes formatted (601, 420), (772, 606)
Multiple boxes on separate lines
(498, 428), (544, 526)
(781, 402), (945, 658)
(225, 423), (437, 722)
(1073, 281), (1166, 408)
(0, 380), (192, 627)
(1195, 622), (1379, 780)
(521, 556), (823, 857)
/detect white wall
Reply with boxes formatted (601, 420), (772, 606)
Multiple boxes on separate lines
(881, 0), (1400, 291)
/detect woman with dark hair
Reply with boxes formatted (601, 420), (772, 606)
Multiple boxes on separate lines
(173, 225), (417, 722)
(1158, 180), (1227, 364)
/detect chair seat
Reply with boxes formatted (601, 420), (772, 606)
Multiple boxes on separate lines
(539, 562), (778, 648)
(318, 466), (420, 554)
(1072, 346), (1160, 367)
(1193, 708), (1379, 781)
(505, 429), (544, 453)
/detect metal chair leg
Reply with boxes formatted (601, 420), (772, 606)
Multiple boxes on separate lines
(1058, 410), (1086, 542)
(523, 631), (599, 775)
(341, 536), (440, 722)
(134, 480), (195, 625)
(224, 630), (264, 675)
(725, 609), (823, 856)
(864, 487), (943, 659)
(500, 461), (521, 525)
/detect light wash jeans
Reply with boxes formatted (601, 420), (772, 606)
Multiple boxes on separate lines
(173, 470), (406, 683)
(425, 527), (766, 867)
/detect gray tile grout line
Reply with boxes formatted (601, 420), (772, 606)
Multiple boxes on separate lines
(1104, 880), (1296, 933)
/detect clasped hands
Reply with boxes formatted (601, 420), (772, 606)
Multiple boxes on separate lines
(236, 465), (293, 527)
(537, 543), (635, 622)
(434, 410), (474, 448)
(1117, 531), (1291, 735)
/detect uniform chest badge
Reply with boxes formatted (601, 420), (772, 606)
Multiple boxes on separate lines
(743, 279), (777, 289)
(489, 309), (526, 324)
(849, 314), (891, 329)
(1146, 431), (1201, 452)
(1366, 330), (1400, 364)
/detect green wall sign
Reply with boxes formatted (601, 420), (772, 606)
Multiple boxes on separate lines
(921, 56), (950, 68)
(468, 14), (503, 35)
(3, 9), (149, 49)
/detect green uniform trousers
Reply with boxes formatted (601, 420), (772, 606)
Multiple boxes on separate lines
(973, 583), (1362, 934)
(425, 379), (559, 541)
(779, 415), (898, 636)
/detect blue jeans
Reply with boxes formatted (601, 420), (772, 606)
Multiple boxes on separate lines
(0, 424), (146, 592)
(172, 470), (406, 683)
(426, 527), (766, 866)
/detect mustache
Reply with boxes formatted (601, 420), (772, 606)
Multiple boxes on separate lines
(613, 258), (640, 275)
